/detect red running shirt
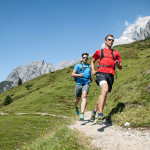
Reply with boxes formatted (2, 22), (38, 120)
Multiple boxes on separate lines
(93, 48), (121, 75)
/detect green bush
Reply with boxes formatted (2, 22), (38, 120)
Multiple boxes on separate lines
(4, 95), (13, 106)
(18, 78), (23, 86)
(25, 84), (33, 90)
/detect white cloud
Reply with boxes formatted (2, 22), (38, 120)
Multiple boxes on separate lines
(125, 20), (130, 27)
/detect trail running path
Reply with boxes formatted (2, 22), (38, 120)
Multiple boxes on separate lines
(0, 112), (69, 119)
(69, 111), (150, 150)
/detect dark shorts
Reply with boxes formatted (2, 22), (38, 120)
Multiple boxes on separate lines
(75, 84), (89, 97)
(96, 72), (114, 92)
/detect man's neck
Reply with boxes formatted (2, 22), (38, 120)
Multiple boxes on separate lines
(105, 45), (112, 49)
(82, 61), (87, 64)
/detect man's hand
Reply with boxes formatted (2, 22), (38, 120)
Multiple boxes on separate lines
(80, 73), (84, 77)
(92, 71), (97, 76)
(115, 60), (122, 70)
(115, 60), (120, 66)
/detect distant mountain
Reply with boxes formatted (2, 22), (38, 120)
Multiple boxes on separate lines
(53, 54), (92, 71)
(0, 58), (82, 93)
(113, 16), (150, 46)
(101, 16), (150, 48)
(55, 58), (81, 71)
(139, 19), (150, 40)
(0, 81), (14, 93)
(6, 60), (55, 87)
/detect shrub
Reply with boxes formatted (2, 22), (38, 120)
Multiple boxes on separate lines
(25, 84), (32, 90)
(18, 78), (22, 86)
(4, 95), (13, 106)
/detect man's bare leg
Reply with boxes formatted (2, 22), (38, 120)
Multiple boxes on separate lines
(75, 97), (80, 115)
(81, 91), (87, 114)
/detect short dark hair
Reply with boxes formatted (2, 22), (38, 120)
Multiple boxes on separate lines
(105, 34), (114, 40)
(82, 53), (89, 57)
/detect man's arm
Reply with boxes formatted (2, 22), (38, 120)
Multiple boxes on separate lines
(91, 58), (97, 75)
(72, 70), (84, 77)
(115, 60), (122, 70)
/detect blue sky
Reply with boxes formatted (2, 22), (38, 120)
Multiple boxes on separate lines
(0, 0), (150, 82)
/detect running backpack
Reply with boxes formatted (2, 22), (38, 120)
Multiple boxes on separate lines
(97, 49), (117, 79)
(97, 49), (115, 68)
(74, 62), (91, 81)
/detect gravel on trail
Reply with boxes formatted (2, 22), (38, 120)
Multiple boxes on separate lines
(69, 111), (150, 150)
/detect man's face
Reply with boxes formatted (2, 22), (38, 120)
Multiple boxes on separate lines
(105, 36), (114, 47)
(82, 55), (88, 63)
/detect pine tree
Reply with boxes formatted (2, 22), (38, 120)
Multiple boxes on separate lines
(18, 77), (22, 86)
(4, 95), (12, 106)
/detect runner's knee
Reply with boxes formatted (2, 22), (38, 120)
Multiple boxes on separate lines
(75, 97), (80, 102)
(101, 88), (108, 96)
(82, 94), (87, 99)
(82, 92), (87, 99)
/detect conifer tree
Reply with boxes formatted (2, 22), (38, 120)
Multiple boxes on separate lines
(4, 95), (12, 106)
(18, 77), (22, 86)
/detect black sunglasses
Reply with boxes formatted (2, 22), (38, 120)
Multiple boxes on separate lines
(82, 57), (88, 59)
(107, 38), (114, 42)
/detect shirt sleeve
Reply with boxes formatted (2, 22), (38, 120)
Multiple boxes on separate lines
(74, 64), (79, 71)
(93, 50), (100, 60)
(117, 52), (121, 63)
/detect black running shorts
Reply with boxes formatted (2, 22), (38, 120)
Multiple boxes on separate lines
(96, 72), (114, 92)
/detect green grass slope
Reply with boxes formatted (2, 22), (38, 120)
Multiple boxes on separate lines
(0, 37), (150, 150)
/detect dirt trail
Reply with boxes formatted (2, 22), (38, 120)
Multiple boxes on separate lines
(0, 112), (69, 118)
(69, 111), (150, 150)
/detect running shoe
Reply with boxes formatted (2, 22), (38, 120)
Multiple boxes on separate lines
(79, 114), (84, 121)
(96, 115), (103, 125)
(75, 107), (79, 115)
(90, 112), (96, 122)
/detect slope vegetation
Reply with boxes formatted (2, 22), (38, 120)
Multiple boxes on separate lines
(0, 37), (150, 150)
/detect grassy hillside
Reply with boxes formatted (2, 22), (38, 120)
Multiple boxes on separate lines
(0, 37), (150, 150)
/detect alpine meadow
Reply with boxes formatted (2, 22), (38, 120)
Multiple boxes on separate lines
(0, 37), (150, 150)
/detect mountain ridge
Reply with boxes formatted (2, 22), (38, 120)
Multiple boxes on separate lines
(101, 16), (150, 48)
(1, 16), (150, 93)
(114, 16), (150, 46)
(0, 58), (82, 93)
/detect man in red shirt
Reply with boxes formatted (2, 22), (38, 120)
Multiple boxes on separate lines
(90, 34), (122, 125)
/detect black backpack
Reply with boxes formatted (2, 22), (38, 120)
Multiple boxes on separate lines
(97, 49), (115, 68)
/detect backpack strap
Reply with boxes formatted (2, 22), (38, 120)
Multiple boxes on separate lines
(111, 49), (114, 60)
(74, 62), (91, 81)
(79, 61), (90, 71)
(100, 49), (104, 60)
(98, 49), (115, 68)
(98, 49), (117, 79)
(100, 49), (114, 60)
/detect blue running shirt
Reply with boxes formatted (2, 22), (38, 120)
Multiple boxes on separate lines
(74, 63), (91, 85)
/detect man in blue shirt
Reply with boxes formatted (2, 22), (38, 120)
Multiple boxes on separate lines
(72, 53), (91, 121)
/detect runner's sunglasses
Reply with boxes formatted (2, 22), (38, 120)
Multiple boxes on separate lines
(107, 38), (114, 42)
(82, 57), (88, 59)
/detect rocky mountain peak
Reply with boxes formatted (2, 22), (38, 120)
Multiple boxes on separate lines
(6, 60), (55, 86)
(139, 19), (150, 40)
(101, 16), (150, 48)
